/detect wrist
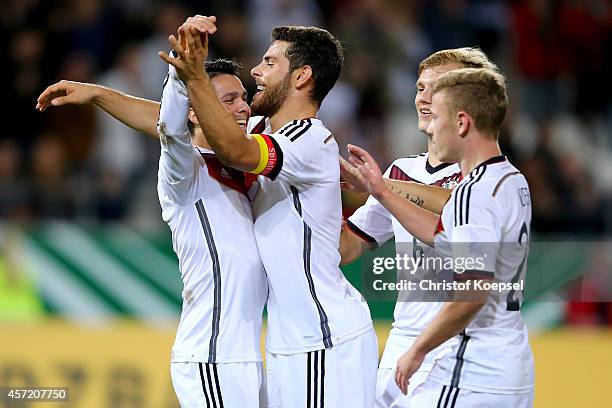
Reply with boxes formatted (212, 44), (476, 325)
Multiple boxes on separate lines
(372, 185), (393, 202)
(90, 84), (105, 105)
(409, 341), (429, 359)
(185, 74), (209, 88)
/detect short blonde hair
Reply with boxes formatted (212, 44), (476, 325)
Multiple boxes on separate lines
(432, 68), (508, 139)
(418, 47), (498, 75)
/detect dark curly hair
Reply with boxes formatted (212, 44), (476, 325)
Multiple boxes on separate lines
(271, 26), (344, 106)
(205, 58), (242, 78)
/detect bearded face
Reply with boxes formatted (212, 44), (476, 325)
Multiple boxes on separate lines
(251, 71), (291, 118)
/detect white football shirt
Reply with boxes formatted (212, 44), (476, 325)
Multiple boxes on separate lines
(348, 153), (462, 368)
(157, 71), (267, 364)
(247, 116), (373, 354)
(430, 155), (535, 394)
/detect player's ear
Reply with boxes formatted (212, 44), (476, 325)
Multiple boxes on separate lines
(294, 65), (313, 90)
(188, 108), (199, 126)
(457, 111), (470, 138)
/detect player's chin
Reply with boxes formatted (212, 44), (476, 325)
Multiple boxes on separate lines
(417, 117), (430, 133)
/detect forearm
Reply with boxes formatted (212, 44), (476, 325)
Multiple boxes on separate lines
(411, 300), (484, 356)
(94, 85), (160, 138)
(339, 223), (367, 265)
(374, 188), (438, 246)
(384, 180), (451, 215)
(185, 77), (251, 168)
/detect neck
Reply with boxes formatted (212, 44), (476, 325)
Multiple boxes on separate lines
(269, 98), (318, 132)
(459, 134), (502, 176)
(425, 136), (444, 167)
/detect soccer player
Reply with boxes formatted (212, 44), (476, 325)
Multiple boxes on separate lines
(38, 59), (268, 407)
(340, 48), (499, 408)
(347, 68), (535, 407)
(162, 19), (378, 407)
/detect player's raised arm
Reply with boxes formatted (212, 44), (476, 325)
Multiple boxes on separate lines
(36, 80), (160, 138)
(340, 156), (452, 214)
(157, 52), (198, 205)
(347, 144), (439, 246)
(160, 19), (261, 172)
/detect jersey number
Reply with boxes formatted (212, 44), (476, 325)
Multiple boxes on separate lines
(507, 222), (529, 311)
(412, 237), (424, 264)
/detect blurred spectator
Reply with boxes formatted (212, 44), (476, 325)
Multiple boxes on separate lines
(29, 135), (77, 219)
(94, 44), (147, 180)
(510, 0), (564, 123)
(0, 141), (31, 221)
(0, 0), (607, 239)
(248, 0), (322, 55)
(138, 3), (188, 99)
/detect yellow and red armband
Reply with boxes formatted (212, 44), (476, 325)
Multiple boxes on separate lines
(251, 134), (283, 179)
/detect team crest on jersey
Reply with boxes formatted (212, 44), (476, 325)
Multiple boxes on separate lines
(437, 172), (462, 189)
(441, 179), (459, 189)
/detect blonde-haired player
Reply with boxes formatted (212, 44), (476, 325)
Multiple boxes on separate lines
(340, 48), (501, 408)
(347, 68), (535, 407)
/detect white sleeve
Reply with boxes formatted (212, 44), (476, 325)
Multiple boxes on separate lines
(157, 61), (198, 205)
(247, 119), (328, 183)
(450, 188), (502, 281)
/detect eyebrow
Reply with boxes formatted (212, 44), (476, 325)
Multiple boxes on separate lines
(221, 90), (248, 99)
(264, 56), (276, 63)
(221, 91), (240, 99)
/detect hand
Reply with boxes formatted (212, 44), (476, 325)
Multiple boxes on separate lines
(180, 15), (217, 36)
(395, 348), (426, 395)
(159, 22), (212, 83)
(347, 144), (387, 198)
(339, 156), (369, 193)
(36, 80), (99, 111)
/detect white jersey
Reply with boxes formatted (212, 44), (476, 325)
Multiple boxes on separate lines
(157, 71), (267, 364)
(348, 153), (462, 367)
(430, 155), (534, 394)
(247, 116), (373, 354)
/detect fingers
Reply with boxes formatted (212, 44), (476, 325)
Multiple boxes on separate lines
(339, 156), (355, 171)
(347, 154), (363, 169)
(340, 182), (355, 192)
(159, 50), (183, 70)
(182, 15), (217, 35)
(348, 144), (375, 166)
(159, 33), (187, 65)
(183, 27), (195, 54)
(168, 34), (184, 58)
(395, 369), (408, 395)
(36, 83), (67, 111)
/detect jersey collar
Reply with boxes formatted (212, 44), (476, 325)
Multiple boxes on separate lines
(425, 154), (453, 174)
(469, 155), (507, 176)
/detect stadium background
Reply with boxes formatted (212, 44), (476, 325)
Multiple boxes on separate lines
(1, 0), (611, 406)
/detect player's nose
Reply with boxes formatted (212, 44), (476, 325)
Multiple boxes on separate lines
(251, 63), (262, 79)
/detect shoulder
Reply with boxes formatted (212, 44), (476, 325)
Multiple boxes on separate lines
(275, 118), (331, 143)
(386, 153), (427, 181)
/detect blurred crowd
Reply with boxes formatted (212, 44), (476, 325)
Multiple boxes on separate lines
(2, 0), (611, 235)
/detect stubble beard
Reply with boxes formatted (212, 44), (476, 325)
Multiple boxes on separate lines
(251, 73), (291, 118)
